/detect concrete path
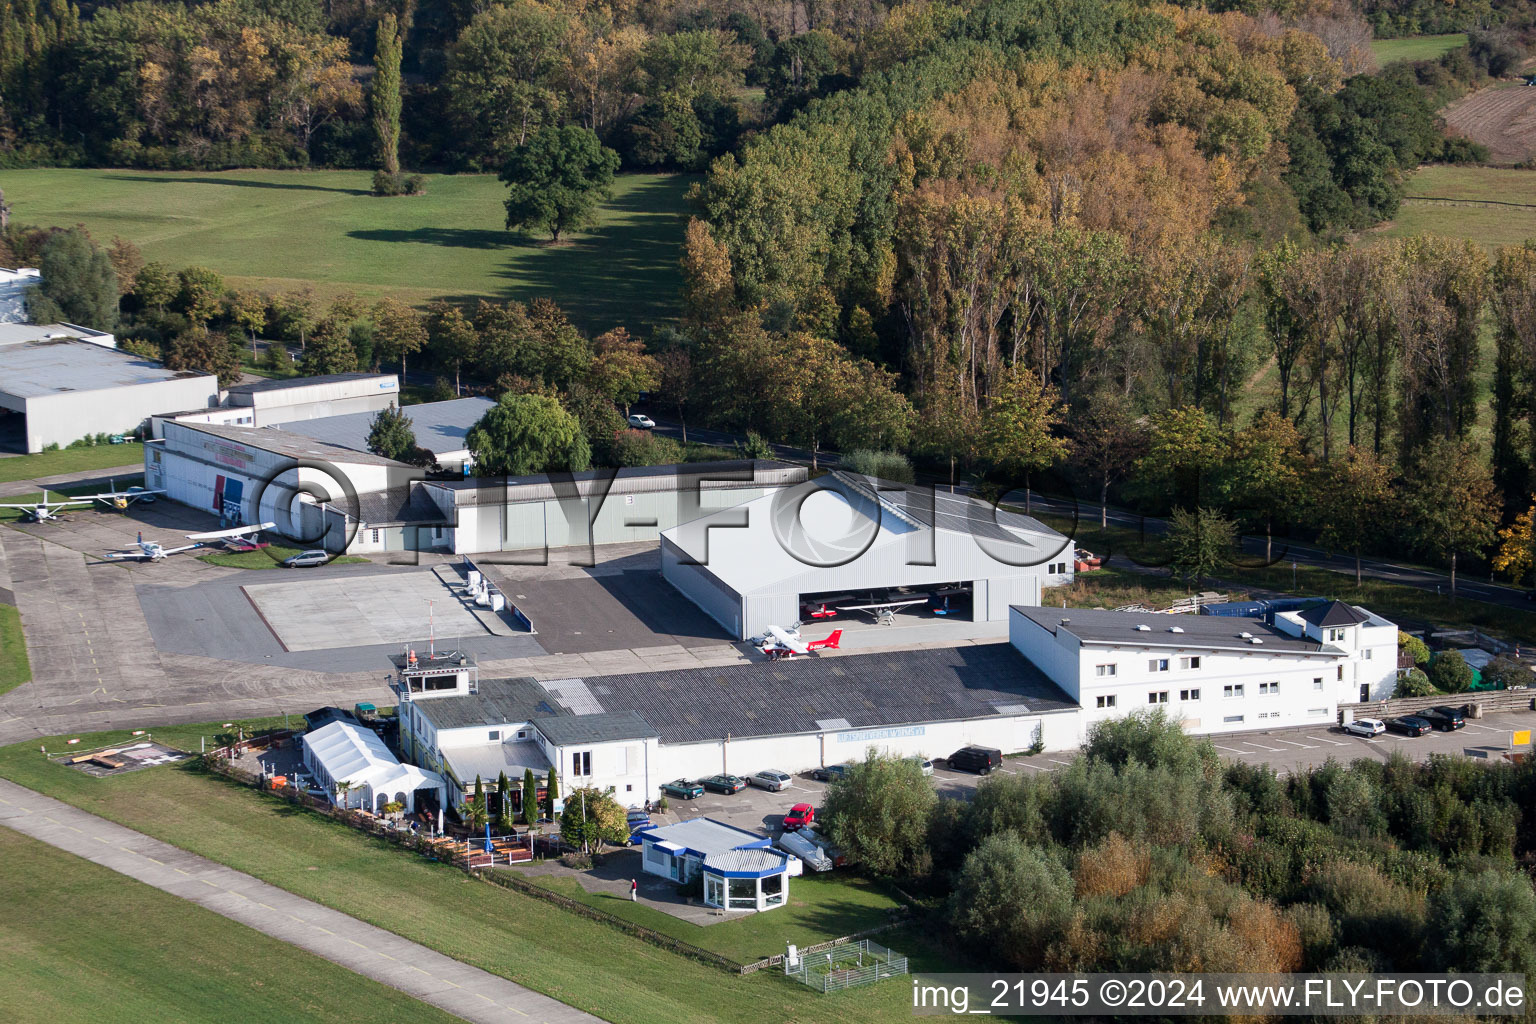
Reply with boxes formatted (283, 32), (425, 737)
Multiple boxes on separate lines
(0, 464), (144, 498)
(0, 778), (602, 1024)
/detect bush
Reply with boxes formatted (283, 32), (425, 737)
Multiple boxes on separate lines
(1479, 656), (1532, 690)
(608, 428), (685, 468)
(1395, 668), (1436, 698)
(948, 834), (1073, 969)
(1428, 651), (1475, 694)
(740, 431), (774, 459)
(371, 170), (426, 196)
(842, 449), (914, 483)
(1398, 631), (1430, 667)
(559, 851), (592, 870)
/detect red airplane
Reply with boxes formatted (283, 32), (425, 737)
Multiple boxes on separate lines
(759, 627), (843, 660)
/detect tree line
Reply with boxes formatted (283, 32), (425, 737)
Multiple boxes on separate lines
(822, 714), (1536, 982)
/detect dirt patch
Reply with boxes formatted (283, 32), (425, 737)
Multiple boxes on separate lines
(1443, 83), (1536, 165)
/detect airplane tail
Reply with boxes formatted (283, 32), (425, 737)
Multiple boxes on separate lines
(811, 629), (843, 650)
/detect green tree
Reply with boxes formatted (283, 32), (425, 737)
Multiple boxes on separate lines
(522, 768), (538, 827)
(1134, 406), (1226, 510)
(28, 228), (117, 330)
(1072, 394), (1148, 528)
(1480, 656), (1530, 691)
(467, 775), (488, 830)
(495, 772), (510, 825)
(466, 392), (591, 476)
(980, 365), (1069, 509)
(425, 302), (479, 396)
(1428, 870), (1536, 976)
(163, 326), (242, 388)
(445, 3), (569, 168)
(175, 265), (226, 326)
(1401, 438), (1500, 599)
(1399, 631), (1430, 667)
(560, 786), (627, 853)
(1395, 668), (1435, 698)
(1428, 651), (1474, 695)
(544, 767), (558, 821)
(500, 125), (619, 243)
(371, 13), (402, 176)
(225, 289), (266, 353)
(822, 750), (937, 877)
(299, 315), (359, 375)
(1166, 506), (1236, 587)
(1223, 411), (1303, 563)
(948, 833), (1073, 970)
(1312, 446), (1392, 585)
(132, 261), (177, 314)
(366, 405), (416, 461)
(372, 297), (426, 379)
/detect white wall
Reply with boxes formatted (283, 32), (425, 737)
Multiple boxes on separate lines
(23, 374), (217, 452)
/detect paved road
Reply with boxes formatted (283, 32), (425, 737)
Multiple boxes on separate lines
(0, 778), (602, 1024)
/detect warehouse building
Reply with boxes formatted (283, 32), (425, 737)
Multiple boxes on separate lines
(146, 420), (419, 538)
(661, 471), (1075, 640)
(154, 372), (400, 434)
(1008, 601), (1399, 736)
(0, 325), (216, 451)
(391, 643), (1080, 808)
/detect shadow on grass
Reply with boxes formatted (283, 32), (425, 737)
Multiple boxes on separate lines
(346, 227), (519, 250)
(105, 174), (370, 196)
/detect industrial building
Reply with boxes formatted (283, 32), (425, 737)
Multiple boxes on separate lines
(1008, 601), (1399, 736)
(661, 471), (1076, 640)
(283, 396), (494, 473)
(154, 372), (400, 434)
(0, 324), (216, 451)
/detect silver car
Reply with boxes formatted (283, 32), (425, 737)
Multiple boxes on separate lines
(281, 549), (330, 568)
(750, 769), (792, 792)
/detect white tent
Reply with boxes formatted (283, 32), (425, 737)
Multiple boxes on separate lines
(302, 719), (446, 814)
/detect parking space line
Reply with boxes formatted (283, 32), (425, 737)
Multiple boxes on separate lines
(1243, 741), (1285, 752)
(1272, 738), (1317, 749)
(1465, 724), (1503, 734)
(1309, 734), (1348, 746)
(1047, 759), (1072, 767)
(1212, 744), (1245, 754)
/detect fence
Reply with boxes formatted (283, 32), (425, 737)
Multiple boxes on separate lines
(737, 914), (912, 974)
(784, 939), (908, 992)
(1341, 689), (1535, 721)
(461, 555), (535, 632)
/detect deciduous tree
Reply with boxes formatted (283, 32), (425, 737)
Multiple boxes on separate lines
(1312, 446), (1392, 585)
(823, 750), (936, 877)
(466, 392), (591, 476)
(366, 404), (416, 461)
(372, 297), (426, 379)
(501, 125), (619, 243)
(371, 13), (402, 176)
(1400, 437), (1499, 599)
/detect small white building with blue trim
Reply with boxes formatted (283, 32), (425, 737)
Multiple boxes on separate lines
(636, 818), (797, 912)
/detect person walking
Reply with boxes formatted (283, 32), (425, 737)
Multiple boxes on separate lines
(630, 878), (638, 901)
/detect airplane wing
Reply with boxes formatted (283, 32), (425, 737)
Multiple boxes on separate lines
(0, 498), (92, 510)
(92, 487), (167, 501)
(186, 521), (277, 541)
(836, 598), (930, 611)
(103, 550), (147, 560)
(768, 625), (810, 654)
(158, 542), (204, 556)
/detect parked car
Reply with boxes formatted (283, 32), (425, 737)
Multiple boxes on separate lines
(783, 803), (815, 830)
(701, 773), (747, 795)
(1343, 717), (1386, 737)
(811, 763), (851, 782)
(659, 778), (703, 800)
(1419, 706), (1467, 731)
(125, 485), (156, 504)
(627, 413), (655, 430)
(947, 746), (1003, 774)
(750, 769), (792, 792)
(906, 756), (935, 776)
(281, 549), (329, 568)
(626, 808), (652, 845)
(1387, 715), (1433, 737)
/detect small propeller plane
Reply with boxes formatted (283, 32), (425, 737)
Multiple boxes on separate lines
(92, 479), (166, 511)
(757, 625), (843, 661)
(0, 490), (98, 523)
(106, 521), (277, 562)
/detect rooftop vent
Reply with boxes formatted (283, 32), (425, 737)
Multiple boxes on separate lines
(1059, 618), (1071, 626)
(1239, 631), (1253, 639)
(1136, 624), (1151, 631)
(1249, 637), (1264, 645)
(1168, 626), (1184, 633)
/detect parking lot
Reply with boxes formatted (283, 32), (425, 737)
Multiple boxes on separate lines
(657, 708), (1536, 838)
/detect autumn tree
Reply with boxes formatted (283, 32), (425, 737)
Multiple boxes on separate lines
(372, 297), (426, 379)
(1312, 446), (1392, 585)
(274, 32), (359, 161)
(424, 302), (479, 395)
(164, 326), (242, 388)
(1401, 438), (1500, 599)
(1222, 411), (1305, 564)
(653, 348), (694, 443)
(1491, 500), (1534, 584)
(679, 218), (734, 329)
(225, 289), (266, 353)
(1490, 244), (1536, 509)
(980, 365), (1069, 510)
(588, 328), (658, 417)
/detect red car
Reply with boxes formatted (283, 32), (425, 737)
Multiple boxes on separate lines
(783, 803), (815, 830)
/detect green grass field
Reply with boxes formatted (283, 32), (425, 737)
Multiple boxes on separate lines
(0, 168), (695, 331)
(1370, 33), (1467, 66)
(0, 443), (144, 484)
(0, 721), (961, 1024)
(0, 602), (31, 697)
(522, 869), (905, 966)
(196, 544), (368, 569)
(1374, 165), (1536, 250)
(0, 827), (462, 1024)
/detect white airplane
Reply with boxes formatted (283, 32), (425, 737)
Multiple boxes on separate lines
(106, 521), (276, 561)
(91, 479), (166, 510)
(837, 596), (930, 626)
(0, 490), (97, 522)
(755, 624), (843, 660)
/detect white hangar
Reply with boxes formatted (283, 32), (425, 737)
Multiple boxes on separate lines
(661, 471), (1076, 640)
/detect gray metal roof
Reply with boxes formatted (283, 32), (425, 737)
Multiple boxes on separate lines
(1013, 607), (1332, 655)
(580, 643), (1077, 744)
(227, 372), (390, 394)
(831, 471), (1060, 545)
(704, 848), (788, 875)
(169, 421), (408, 467)
(440, 739), (550, 784)
(433, 460), (804, 507)
(411, 677), (571, 731)
(353, 485), (450, 526)
(284, 398), (494, 457)
(0, 337), (211, 399)
(641, 818), (765, 856)
(533, 711), (656, 746)
(1298, 601), (1371, 627)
